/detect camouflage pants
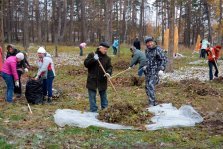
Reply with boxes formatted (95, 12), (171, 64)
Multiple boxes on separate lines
(145, 74), (159, 105)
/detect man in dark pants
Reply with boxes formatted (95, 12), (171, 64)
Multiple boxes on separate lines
(133, 37), (141, 50)
(206, 46), (221, 80)
(144, 37), (167, 106)
(84, 42), (112, 112)
(6, 45), (30, 98)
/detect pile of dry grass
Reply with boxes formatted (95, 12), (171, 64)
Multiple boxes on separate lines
(98, 102), (152, 127)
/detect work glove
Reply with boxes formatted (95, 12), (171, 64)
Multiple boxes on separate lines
(158, 70), (164, 77)
(143, 65), (147, 71)
(15, 80), (19, 87)
(159, 66), (165, 71)
(104, 73), (111, 78)
(24, 68), (28, 73)
(94, 54), (99, 60)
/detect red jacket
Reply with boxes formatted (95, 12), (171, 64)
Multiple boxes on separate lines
(206, 46), (221, 62)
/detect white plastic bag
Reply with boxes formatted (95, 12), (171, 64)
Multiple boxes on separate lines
(54, 109), (133, 130)
(146, 103), (203, 130)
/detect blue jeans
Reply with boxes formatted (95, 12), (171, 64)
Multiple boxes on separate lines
(43, 77), (54, 97)
(138, 66), (144, 77)
(79, 46), (83, 56)
(88, 89), (108, 112)
(112, 46), (117, 55)
(1, 72), (14, 103)
(208, 61), (218, 80)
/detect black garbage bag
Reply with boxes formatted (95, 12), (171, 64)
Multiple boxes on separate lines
(25, 78), (43, 104)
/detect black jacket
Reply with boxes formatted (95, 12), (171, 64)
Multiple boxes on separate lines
(6, 48), (30, 69)
(84, 49), (112, 91)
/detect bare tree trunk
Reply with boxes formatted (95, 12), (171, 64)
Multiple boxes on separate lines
(34, 0), (41, 44)
(139, 0), (144, 41)
(55, 0), (62, 57)
(204, 0), (212, 43)
(105, 0), (113, 43)
(219, 0), (222, 45)
(7, 0), (12, 43)
(178, 1), (182, 44)
(69, 0), (74, 44)
(23, 0), (29, 50)
(80, 0), (86, 42)
(59, 0), (67, 42)
(161, 0), (164, 45)
(122, 0), (127, 43)
(44, 0), (49, 43)
(31, 2), (34, 43)
(166, 0), (175, 72)
(0, 0), (4, 60)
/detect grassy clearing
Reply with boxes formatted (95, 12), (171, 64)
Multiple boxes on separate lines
(0, 44), (223, 148)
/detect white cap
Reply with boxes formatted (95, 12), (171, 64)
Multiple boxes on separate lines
(16, 53), (24, 60)
(37, 47), (46, 53)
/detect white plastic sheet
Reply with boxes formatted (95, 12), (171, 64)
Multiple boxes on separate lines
(54, 109), (132, 130)
(54, 104), (203, 130)
(146, 103), (203, 130)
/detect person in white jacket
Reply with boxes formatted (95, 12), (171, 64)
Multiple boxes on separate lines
(35, 47), (56, 103)
(200, 38), (210, 58)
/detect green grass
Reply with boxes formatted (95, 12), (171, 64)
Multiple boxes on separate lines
(0, 44), (223, 148)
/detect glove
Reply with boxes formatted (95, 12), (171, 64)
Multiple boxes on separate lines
(158, 70), (164, 77)
(159, 66), (165, 71)
(104, 73), (111, 78)
(24, 68), (28, 73)
(15, 80), (19, 87)
(143, 66), (147, 71)
(128, 67), (132, 70)
(94, 54), (99, 60)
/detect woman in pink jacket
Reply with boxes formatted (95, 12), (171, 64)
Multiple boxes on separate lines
(1, 53), (24, 103)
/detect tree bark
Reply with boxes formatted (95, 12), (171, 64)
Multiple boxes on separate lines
(23, 0), (29, 50)
(105, 0), (113, 43)
(69, 0), (74, 44)
(166, 0), (175, 72)
(0, 0), (4, 60)
(80, 0), (86, 42)
(34, 0), (41, 44)
(219, 0), (222, 45)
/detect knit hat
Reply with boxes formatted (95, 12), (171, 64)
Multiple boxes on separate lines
(37, 47), (46, 53)
(144, 36), (153, 43)
(16, 52), (24, 60)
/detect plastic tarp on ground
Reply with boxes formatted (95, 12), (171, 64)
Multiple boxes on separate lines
(54, 103), (203, 130)
(146, 103), (203, 130)
(54, 109), (133, 130)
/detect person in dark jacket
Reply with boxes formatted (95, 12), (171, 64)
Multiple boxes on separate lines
(144, 36), (167, 106)
(84, 42), (112, 112)
(128, 46), (147, 77)
(133, 37), (141, 50)
(6, 44), (30, 98)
